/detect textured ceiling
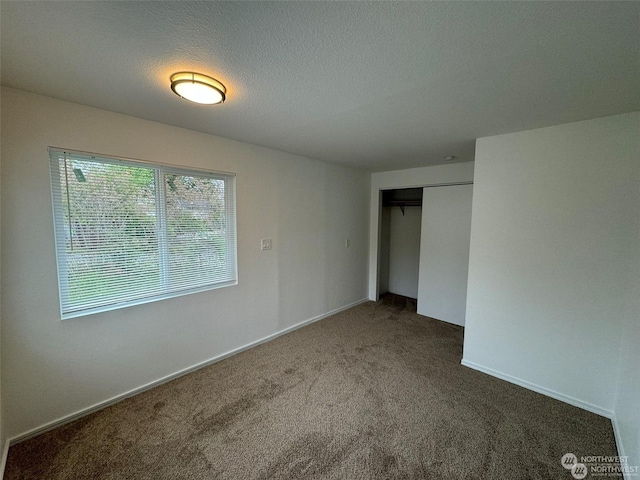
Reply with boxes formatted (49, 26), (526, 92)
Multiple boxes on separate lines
(1, 1), (638, 172)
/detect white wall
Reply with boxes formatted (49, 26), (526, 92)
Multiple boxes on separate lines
(0, 87), (370, 440)
(613, 189), (640, 473)
(463, 112), (640, 418)
(369, 162), (474, 299)
(417, 184), (472, 326)
(388, 206), (421, 298)
(0, 110), (4, 472)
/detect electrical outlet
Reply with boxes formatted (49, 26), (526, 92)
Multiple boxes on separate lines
(261, 238), (272, 250)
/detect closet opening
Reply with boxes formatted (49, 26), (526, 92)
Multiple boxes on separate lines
(378, 188), (423, 308)
(376, 182), (473, 325)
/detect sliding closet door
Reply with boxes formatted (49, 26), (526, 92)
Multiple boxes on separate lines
(417, 184), (473, 326)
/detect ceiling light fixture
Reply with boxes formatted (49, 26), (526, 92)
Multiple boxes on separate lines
(170, 72), (226, 105)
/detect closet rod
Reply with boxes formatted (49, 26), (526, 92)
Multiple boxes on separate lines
(411, 181), (473, 189)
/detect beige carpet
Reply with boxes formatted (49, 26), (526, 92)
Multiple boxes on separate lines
(5, 300), (619, 479)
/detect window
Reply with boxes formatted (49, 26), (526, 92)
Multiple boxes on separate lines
(49, 148), (237, 319)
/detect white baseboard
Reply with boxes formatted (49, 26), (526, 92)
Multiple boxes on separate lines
(610, 413), (636, 480)
(9, 298), (370, 446)
(460, 359), (614, 419)
(611, 413), (625, 457)
(0, 438), (9, 479)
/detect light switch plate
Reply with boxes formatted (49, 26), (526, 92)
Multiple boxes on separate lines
(261, 238), (272, 250)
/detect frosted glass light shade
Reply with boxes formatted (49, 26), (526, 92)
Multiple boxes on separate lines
(170, 72), (226, 105)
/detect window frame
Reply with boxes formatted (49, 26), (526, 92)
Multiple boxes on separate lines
(49, 147), (238, 319)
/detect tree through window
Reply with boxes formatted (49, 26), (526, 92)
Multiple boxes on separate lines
(49, 148), (237, 318)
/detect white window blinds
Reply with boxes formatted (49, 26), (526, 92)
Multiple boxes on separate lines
(49, 148), (237, 318)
